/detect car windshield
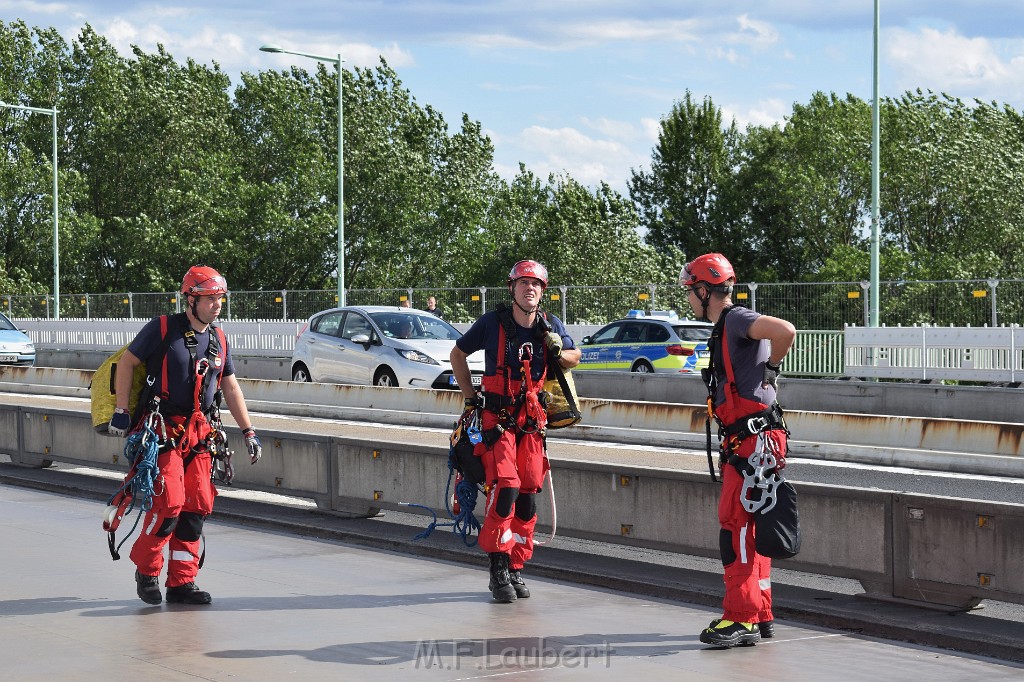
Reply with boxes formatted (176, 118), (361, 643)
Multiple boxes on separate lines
(369, 312), (461, 341)
(0, 314), (16, 331)
(674, 325), (712, 342)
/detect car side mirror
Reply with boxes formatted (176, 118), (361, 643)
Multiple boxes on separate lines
(351, 333), (371, 345)
(582, 335), (592, 345)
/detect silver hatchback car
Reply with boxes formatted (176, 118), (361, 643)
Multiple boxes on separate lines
(291, 306), (484, 389)
(0, 312), (36, 366)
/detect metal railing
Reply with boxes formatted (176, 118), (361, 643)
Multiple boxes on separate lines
(5, 278), (1024, 329)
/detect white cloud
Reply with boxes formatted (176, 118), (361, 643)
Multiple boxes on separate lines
(886, 26), (1024, 101)
(494, 124), (649, 191)
(722, 98), (790, 128)
(0, 0), (69, 16)
(734, 13), (779, 48)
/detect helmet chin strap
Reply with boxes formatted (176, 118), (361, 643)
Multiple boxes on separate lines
(695, 284), (712, 322)
(509, 282), (541, 318)
(513, 299), (539, 316)
(187, 294), (213, 327)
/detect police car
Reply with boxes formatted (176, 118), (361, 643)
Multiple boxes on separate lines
(576, 310), (712, 375)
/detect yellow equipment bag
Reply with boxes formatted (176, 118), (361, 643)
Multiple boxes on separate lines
(90, 314), (178, 434)
(90, 344), (149, 434)
(544, 362), (582, 430)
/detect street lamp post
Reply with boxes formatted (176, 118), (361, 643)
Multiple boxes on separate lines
(259, 43), (346, 306)
(0, 101), (59, 319)
(869, 0), (880, 327)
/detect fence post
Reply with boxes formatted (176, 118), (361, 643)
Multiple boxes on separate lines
(748, 282), (758, 313)
(860, 280), (871, 327)
(560, 285), (568, 322)
(479, 287), (487, 317)
(85, 293), (90, 319)
(225, 291), (232, 321)
(128, 292), (134, 319)
(988, 278), (999, 327)
(282, 289), (288, 322)
(648, 284), (656, 314)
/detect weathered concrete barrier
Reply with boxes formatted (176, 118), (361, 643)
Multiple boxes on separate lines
(2, 366), (1023, 477)
(3, 402), (1020, 611)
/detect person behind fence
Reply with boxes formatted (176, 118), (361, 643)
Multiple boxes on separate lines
(108, 265), (263, 605)
(449, 259), (580, 603)
(426, 296), (444, 318)
(681, 252), (796, 648)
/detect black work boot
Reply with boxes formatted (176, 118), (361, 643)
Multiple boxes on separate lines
(165, 582), (212, 605)
(135, 570), (162, 605)
(758, 620), (775, 638)
(508, 568), (530, 599)
(487, 552), (517, 603)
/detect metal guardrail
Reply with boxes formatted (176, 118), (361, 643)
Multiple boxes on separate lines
(845, 325), (1024, 382)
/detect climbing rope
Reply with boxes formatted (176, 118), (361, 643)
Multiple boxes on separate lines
(401, 445), (482, 547)
(105, 413), (163, 560)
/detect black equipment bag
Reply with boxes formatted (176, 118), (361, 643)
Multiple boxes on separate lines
(754, 480), (801, 559)
(451, 428), (486, 485)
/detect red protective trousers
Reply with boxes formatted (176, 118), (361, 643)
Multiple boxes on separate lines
(717, 428), (787, 624)
(129, 410), (216, 587)
(475, 346), (549, 569)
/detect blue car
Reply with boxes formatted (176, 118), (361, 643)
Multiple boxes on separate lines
(577, 310), (712, 375)
(0, 312), (36, 366)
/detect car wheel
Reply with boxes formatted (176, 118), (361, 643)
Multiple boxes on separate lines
(632, 360), (654, 374)
(292, 363), (311, 382)
(374, 368), (399, 387)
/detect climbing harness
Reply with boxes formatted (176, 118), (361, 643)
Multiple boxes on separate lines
(701, 306), (789, 483)
(103, 406), (166, 560)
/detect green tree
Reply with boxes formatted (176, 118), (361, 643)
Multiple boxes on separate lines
(629, 91), (739, 259)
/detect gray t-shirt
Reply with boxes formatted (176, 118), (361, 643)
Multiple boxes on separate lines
(712, 306), (776, 408)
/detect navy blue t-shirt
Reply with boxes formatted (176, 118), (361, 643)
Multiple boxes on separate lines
(456, 310), (574, 381)
(128, 314), (235, 415)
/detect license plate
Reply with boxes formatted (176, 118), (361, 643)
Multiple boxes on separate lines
(448, 374), (483, 386)
(0, 354), (17, 363)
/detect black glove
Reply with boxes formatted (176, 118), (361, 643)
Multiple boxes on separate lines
(544, 331), (563, 358)
(464, 393), (484, 410)
(243, 427), (262, 464)
(762, 360), (782, 389)
(108, 409), (131, 437)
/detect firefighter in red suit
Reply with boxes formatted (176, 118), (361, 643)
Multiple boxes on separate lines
(108, 266), (262, 605)
(450, 260), (580, 602)
(681, 253), (795, 647)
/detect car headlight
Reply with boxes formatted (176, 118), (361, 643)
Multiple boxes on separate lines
(397, 348), (439, 365)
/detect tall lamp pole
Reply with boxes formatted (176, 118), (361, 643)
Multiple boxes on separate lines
(869, 0), (880, 327)
(0, 101), (59, 319)
(259, 44), (346, 306)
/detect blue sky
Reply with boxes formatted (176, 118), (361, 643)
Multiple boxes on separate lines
(5, 1), (1024, 193)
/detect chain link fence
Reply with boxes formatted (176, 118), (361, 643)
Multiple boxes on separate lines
(5, 279), (1024, 328)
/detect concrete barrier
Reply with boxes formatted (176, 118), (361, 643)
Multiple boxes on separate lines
(3, 402), (1021, 611)
(33, 348), (1024, 421)
(4, 366), (1023, 477)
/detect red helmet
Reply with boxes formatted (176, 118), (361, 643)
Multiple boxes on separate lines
(679, 253), (735, 287)
(181, 266), (228, 296)
(507, 260), (548, 288)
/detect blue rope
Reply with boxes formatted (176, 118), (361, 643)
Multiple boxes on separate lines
(107, 423), (161, 556)
(405, 450), (482, 547)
